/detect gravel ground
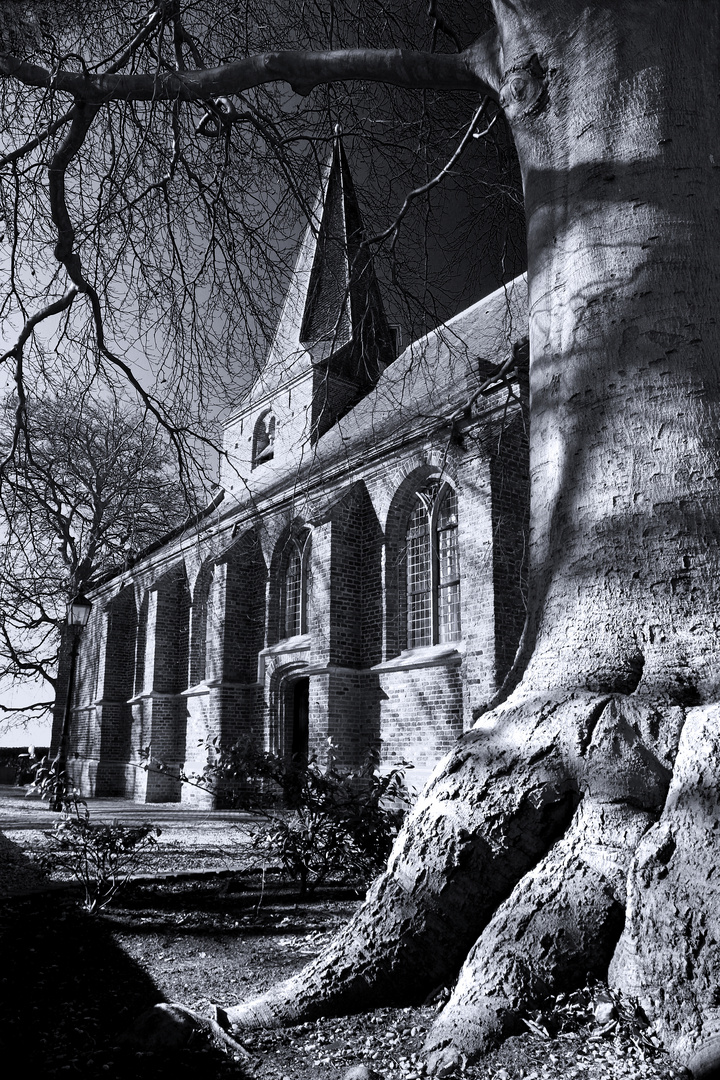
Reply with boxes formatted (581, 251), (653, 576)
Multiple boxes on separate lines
(239, 1004), (691, 1080)
(1, 876), (694, 1080)
(0, 788), (697, 1080)
(88, 876), (696, 1080)
(0, 828), (51, 894)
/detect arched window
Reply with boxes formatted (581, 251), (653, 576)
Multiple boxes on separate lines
(406, 483), (461, 648)
(252, 410), (276, 468)
(283, 532), (311, 638)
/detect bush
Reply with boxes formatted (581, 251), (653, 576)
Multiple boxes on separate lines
(196, 740), (414, 896)
(138, 739), (414, 896)
(251, 804), (367, 896)
(41, 815), (160, 914)
(29, 756), (160, 913)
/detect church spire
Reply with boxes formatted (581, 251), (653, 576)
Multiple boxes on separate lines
(300, 125), (382, 354)
(252, 128), (394, 402)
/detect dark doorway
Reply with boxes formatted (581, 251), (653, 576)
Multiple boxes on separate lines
(291, 677), (310, 762)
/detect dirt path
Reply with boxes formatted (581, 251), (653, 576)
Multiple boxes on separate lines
(0, 788), (694, 1079)
(0, 783), (262, 879)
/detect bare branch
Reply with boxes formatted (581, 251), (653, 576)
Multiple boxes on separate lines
(0, 106), (75, 169)
(99, 1), (168, 77)
(0, 289), (79, 467)
(428, 0), (464, 52)
(0, 38), (501, 103)
(366, 97), (496, 250)
(48, 100), (101, 279)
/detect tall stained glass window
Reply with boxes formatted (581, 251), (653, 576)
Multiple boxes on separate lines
(283, 532), (310, 638)
(406, 483), (461, 648)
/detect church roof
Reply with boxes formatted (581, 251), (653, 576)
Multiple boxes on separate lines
(97, 275), (528, 582)
(238, 274), (528, 501)
(250, 130), (393, 401)
(302, 274), (528, 473)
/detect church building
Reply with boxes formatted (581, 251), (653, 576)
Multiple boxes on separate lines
(52, 134), (530, 804)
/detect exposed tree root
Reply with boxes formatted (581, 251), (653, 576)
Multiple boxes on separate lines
(610, 704), (720, 1079)
(121, 1002), (256, 1072)
(223, 691), (671, 1037)
(424, 798), (654, 1074)
(133, 689), (720, 1076)
(224, 692), (582, 1031)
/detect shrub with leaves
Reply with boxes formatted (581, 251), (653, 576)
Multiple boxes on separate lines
(42, 815), (160, 914)
(173, 739), (414, 896)
(29, 756), (160, 913)
(249, 804), (370, 897)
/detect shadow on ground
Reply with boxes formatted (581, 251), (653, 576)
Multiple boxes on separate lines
(0, 893), (247, 1078)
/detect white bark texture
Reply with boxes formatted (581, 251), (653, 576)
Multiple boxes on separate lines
(498, 7), (720, 1064)
(610, 707), (720, 1078)
(142, 2), (720, 1074)
(504, 0), (720, 700)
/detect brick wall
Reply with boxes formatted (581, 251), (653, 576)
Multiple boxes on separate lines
(66, 354), (530, 804)
(220, 530), (267, 682)
(129, 567), (191, 801)
(148, 568), (190, 695)
(181, 530), (268, 803)
(94, 587), (137, 794)
(189, 563), (212, 687)
(361, 486), (384, 667)
(328, 487), (364, 668)
(375, 660), (464, 783)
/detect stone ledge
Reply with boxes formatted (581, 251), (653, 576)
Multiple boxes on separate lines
(259, 634), (312, 657)
(371, 642), (464, 673)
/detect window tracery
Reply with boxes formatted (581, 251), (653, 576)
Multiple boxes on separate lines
(283, 531), (311, 638)
(406, 483), (461, 648)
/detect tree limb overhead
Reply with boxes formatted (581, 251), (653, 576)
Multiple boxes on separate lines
(0, 36), (501, 103)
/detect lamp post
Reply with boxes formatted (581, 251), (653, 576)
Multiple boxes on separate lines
(52, 593), (92, 810)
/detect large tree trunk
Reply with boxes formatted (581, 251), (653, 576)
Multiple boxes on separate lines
(496, 6), (720, 1065)
(503, 0), (720, 704)
(154, 2), (720, 1074)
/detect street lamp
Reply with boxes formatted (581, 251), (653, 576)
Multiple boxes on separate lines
(67, 594), (92, 628)
(52, 593), (92, 810)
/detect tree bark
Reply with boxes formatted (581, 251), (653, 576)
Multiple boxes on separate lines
(499, 0), (720, 709)
(222, 693), (670, 1042)
(610, 705), (720, 1077)
(134, 2), (720, 1073)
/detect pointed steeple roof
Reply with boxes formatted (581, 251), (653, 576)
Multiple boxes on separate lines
(300, 129), (371, 349)
(250, 128), (394, 402)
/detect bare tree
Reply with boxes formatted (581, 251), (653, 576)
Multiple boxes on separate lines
(0, 384), (199, 730)
(1, 0), (718, 1075)
(0, 0), (521, 462)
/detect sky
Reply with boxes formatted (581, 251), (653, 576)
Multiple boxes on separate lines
(0, 681), (53, 747)
(0, 12), (525, 750)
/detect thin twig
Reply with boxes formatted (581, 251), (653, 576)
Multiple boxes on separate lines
(365, 98), (494, 252)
